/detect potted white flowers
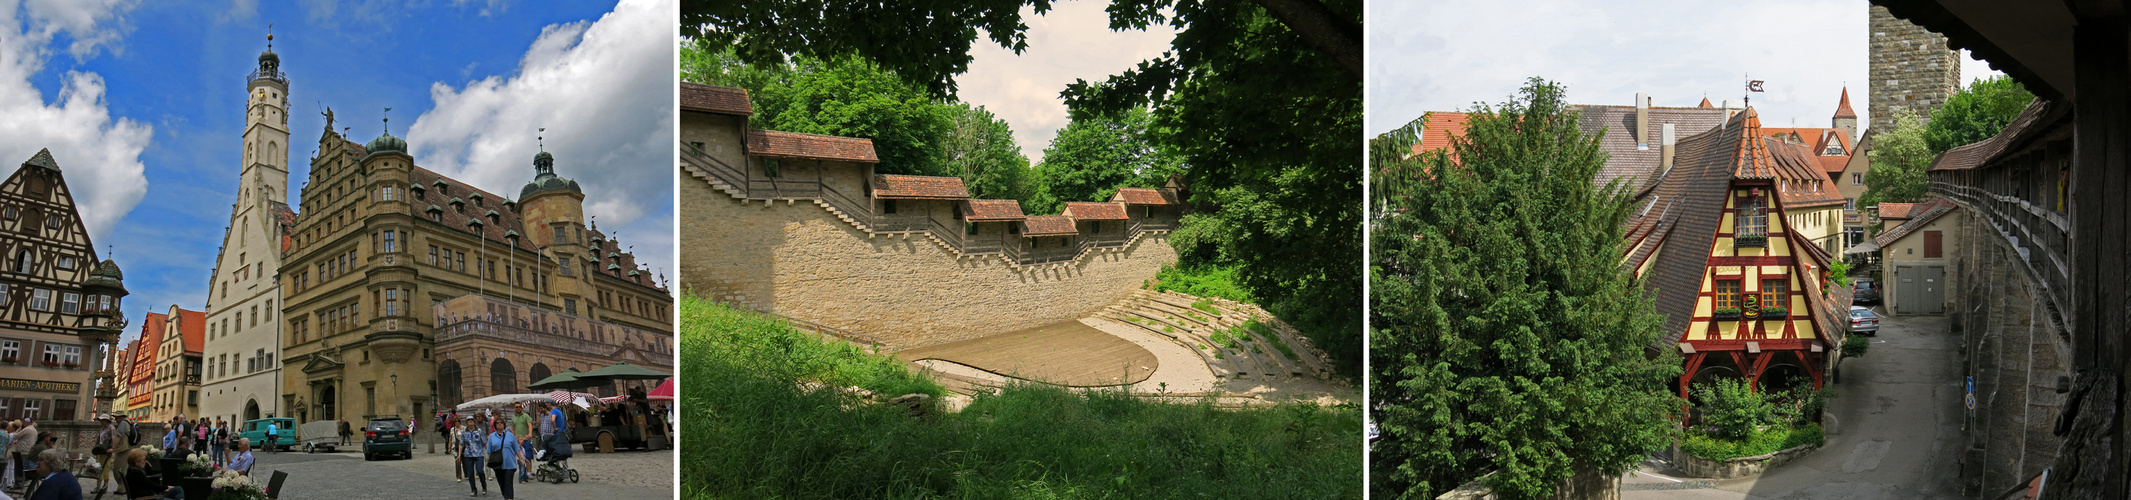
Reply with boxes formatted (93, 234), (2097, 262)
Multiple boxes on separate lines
(177, 453), (220, 498)
(206, 469), (267, 500)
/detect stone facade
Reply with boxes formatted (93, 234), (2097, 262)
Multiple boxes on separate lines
(431, 294), (670, 406)
(272, 45), (671, 425)
(1948, 210), (2069, 497)
(1868, 5), (1961, 132)
(200, 51), (293, 426)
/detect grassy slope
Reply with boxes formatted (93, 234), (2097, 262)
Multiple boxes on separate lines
(680, 296), (1363, 499)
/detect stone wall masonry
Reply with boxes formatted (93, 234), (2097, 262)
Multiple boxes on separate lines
(679, 179), (1179, 350)
(1950, 209), (2069, 497)
(1869, 5), (1962, 132)
(1674, 442), (1822, 480)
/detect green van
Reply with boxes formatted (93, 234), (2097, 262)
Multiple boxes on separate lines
(239, 417), (297, 452)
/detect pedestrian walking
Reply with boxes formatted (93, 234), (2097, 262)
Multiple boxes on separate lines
(458, 416), (488, 497)
(210, 419), (227, 465)
(486, 417), (521, 500)
(1, 421), (19, 489)
(450, 418), (464, 482)
(88, 415), (115, 496)
(509, 404), (533, 484)
(338, 419), (350, 447)
(264, 421), (277, 453)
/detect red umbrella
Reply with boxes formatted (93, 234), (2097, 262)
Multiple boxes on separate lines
(648, 379), (674, 400)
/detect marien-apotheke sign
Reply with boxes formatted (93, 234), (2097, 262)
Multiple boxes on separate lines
(0, 378), (80, 394)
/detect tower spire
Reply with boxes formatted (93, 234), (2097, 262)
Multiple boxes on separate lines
(383, 107), (392, 135)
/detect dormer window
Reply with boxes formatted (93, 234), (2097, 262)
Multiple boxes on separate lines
(451, 198), (465, 213)
(410, 185), (426, 200)
(470, 193), (484, 207)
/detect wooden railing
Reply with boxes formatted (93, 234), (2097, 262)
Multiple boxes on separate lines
(1930, 180), (2070, 327)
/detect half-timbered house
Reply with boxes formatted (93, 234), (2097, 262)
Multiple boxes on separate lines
(0, 149), (129, 422)
(1621, 107), (1854, 401)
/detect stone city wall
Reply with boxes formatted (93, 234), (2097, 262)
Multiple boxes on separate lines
(679, 180), (1178, 350)
(1948, 209), (2069, 498)
(1869, 5), (1962, 132)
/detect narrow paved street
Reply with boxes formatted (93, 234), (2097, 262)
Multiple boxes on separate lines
(1624, 310), (1965, 499)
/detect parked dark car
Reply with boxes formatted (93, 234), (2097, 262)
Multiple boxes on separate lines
(362, 417), (412, 461)
(1849, 306), (1880, 336)
(1852, 278), (1881, 305)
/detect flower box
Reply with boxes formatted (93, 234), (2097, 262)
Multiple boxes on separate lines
(1735, 235), (1768, 248)
(1712, 308), (1742, 320)
(40, 360), (57, 367)
(1762, 306), (1789, 318)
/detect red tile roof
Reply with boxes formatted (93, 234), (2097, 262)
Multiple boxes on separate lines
(1412, 111), (1469, 155)
(1699, 97), (1714, 108)
(1873, 197), (1958, 248)
(963, 199), (1026, 221)
(1110, 187), (1177, 205)
(1833, 87), (1858, 118)
(679, 82), (753, 116)
(1062, 202), (1129, 220)
(176, 308), (206, 356)
(1021, 216), (1078, 236)
(873, 174), (969, 200)
(1878, 202), (1918, 219)
(745, 130), (878, 163)
(272, 201), (297, 253)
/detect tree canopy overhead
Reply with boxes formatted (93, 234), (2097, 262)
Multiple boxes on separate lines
(1370, 78), (1683, 499)
(1922, 75), (2037, 155)
(1027, 107), (1180, 215)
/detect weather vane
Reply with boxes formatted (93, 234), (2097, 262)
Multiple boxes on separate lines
(539, 127), (546, 152)
(266, 23), (274, 50)
(1745, 74), (1765, 106)
(383, 107), (392, 135)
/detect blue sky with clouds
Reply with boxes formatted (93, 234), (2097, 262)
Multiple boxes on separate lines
(0, 0), (675, 346)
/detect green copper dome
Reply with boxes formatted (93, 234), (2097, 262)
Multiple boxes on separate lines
(520, 150), (583, 199)
(365, 132), (407, 157)
(84, 259), (124, 291)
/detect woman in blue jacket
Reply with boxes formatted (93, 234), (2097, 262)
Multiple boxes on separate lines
(458, 416), (488, 497)
(486, 417), (521, 500)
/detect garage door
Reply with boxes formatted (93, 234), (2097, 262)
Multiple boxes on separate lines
(1896, 265), (1946, 315)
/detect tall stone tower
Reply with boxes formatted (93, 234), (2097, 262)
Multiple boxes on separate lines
(517, 149), (594, 317)
(200, 34), (291, 424)
(1869, 5), (1962, 132)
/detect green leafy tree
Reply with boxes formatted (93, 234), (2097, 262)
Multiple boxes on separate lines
(942, 103), (1033, 201)
(1923, 75), (2037, 154)
(1027, 107), (1180, 214)
(1859, 110), (1932, 209)
(1370, 78), (1683, 499)
(1694, 379), (1778, 439)
(687, 0), (1363, 373)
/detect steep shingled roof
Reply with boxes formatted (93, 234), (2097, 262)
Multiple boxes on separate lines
(873, 174), (969, 200)
(1619, 113), (1740, 349)
(679, 82), (753, 116)
(1833, 87), (1858, 118)
(1929, 98), (2062, 172)
(175, 308), (206, 356)
(1021, 216), (1077, 236)
(1412, 111), (1470, 155)
(963, 199), (1026, 221)
(1110, 187), (1177, 205)
(1878, 202), (1919, 220)
(746, 130), (879, 163)
(1570, 104), (1731, 189)
(1062, 202), (1129, 220)
(271, 201), (297, 254)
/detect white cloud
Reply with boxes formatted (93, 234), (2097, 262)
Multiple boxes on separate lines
(0, 0), (150, 240)
(960, 0), (1174, 164)
(1368, 0), (2003, 136)
(407, 0), (674, 276)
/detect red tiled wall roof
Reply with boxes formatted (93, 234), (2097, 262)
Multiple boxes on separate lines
(680, 82), (754, 116)
(746, 130), (879, 163)
(1062, 202), (1129, 220)
(1110, 187), (1177, 205)
(1021, 216), (1078, 236)
(873, 174), (969, 200)
(963, 199), (1026, 221)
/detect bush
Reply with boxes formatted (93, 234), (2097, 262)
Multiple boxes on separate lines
(1154, 263), (1253, 303)
(1678, 424), (1825, 461)
(1693, 379), (1777, 439)
(1842, 333), (1870, 359)
(680, 295), (942, 397)
(680, 295), (1363, 498)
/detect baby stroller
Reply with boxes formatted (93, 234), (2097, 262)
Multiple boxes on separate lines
(530, 433), (578, 484)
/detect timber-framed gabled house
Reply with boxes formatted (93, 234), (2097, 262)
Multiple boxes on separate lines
(0, 149), (129, 421)
(1621, 107), (1854, 399)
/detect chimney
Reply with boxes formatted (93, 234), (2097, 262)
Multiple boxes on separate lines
(1661, 123), (1677, 174)
(1722, 100), (1745, 120)
(1635, 92), (1650, 150)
